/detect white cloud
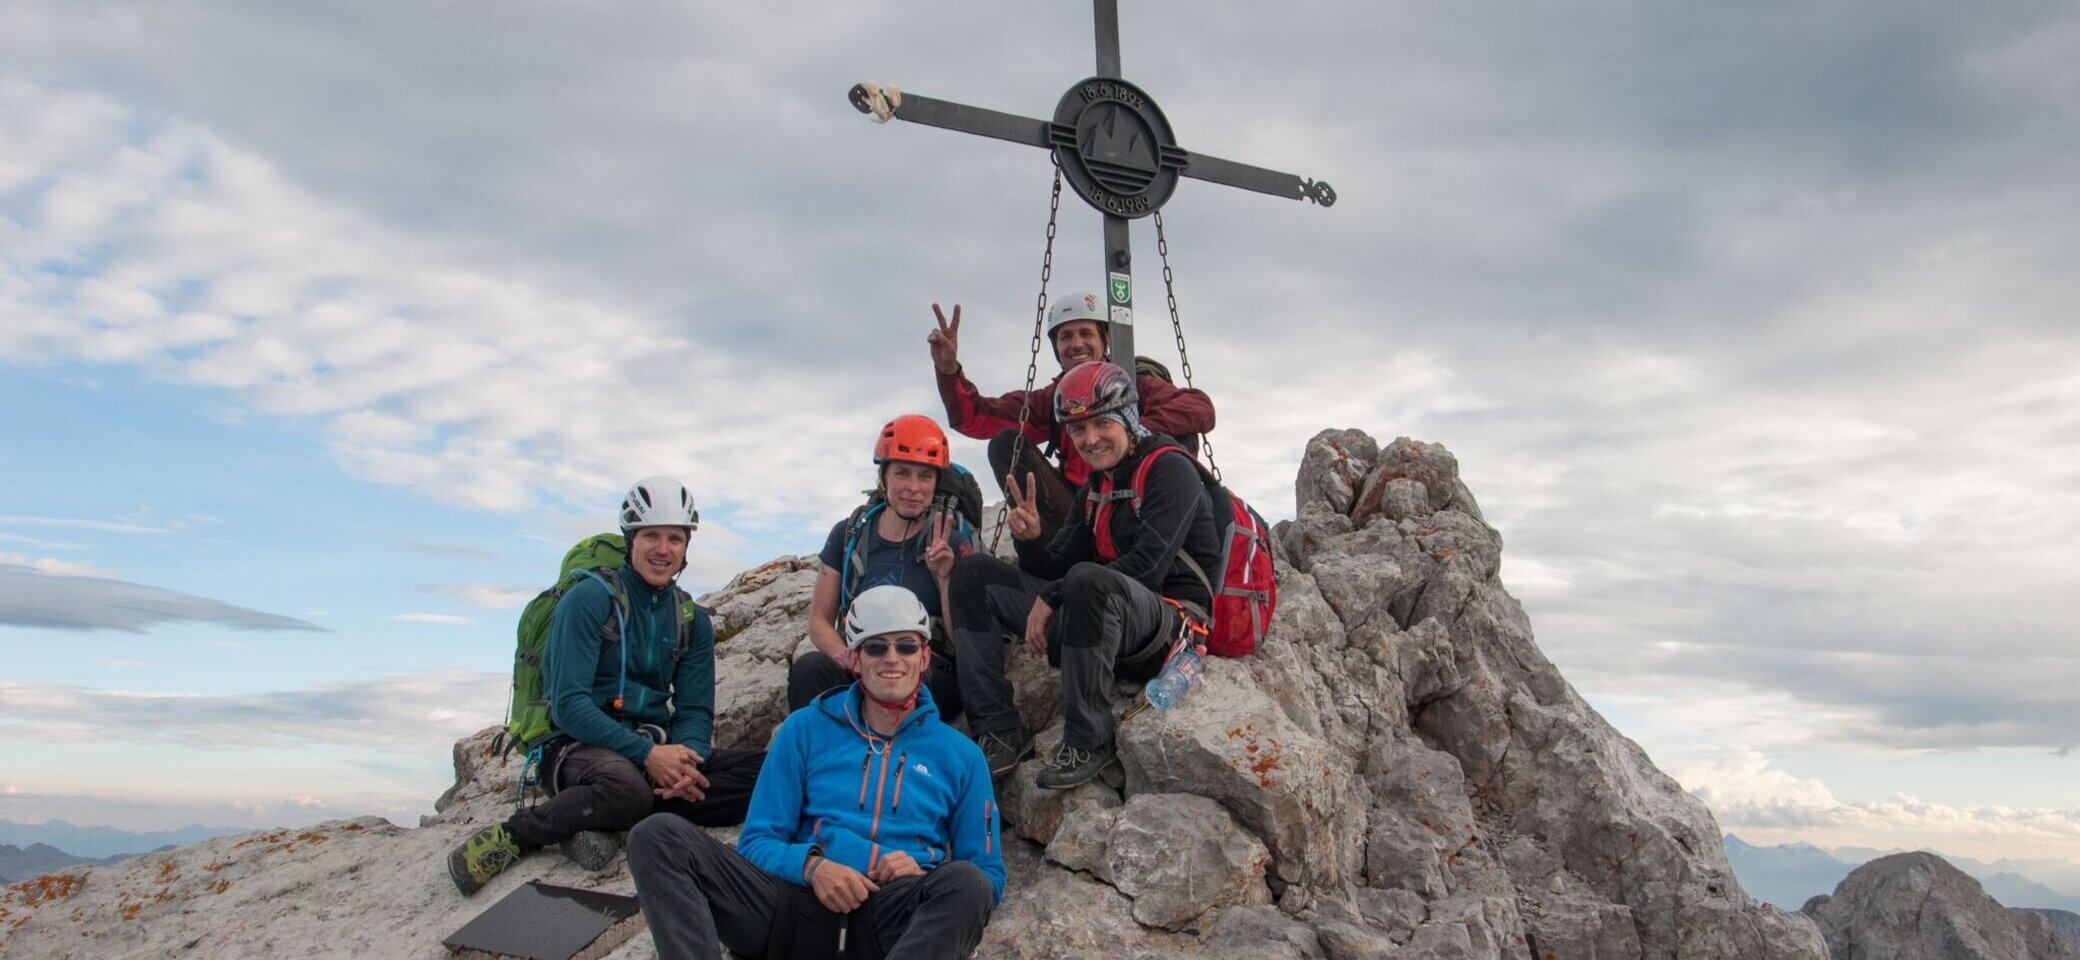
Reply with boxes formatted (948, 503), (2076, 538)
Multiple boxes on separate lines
(0, 552), (112, 578)
(387, 613), (477, 626)
(414, 583), (535, 611)
(0, 515), (172, 535)
(0, 564), (322, 634)
(0, 670), (502, 752)
(1684, 751), (2080, 864)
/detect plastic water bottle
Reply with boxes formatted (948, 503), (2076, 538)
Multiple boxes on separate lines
(1143, 644), (1203, 710)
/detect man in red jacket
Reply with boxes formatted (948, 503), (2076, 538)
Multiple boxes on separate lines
(928, 292), (1215, 546)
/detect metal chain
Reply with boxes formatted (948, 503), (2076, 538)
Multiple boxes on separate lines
(991, 162), (1063, 552)
(1153, 209), (1220, 481)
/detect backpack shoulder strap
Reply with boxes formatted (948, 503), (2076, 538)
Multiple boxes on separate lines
(669, 590), (707, 662)
(574, 567), (630, 646)
(840, 501), (884, 611)
(1122, 444), (1218, 600)
(1125, 443), (1193, 514)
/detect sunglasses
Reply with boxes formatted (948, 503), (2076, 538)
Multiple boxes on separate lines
(857, 639), (924, 658)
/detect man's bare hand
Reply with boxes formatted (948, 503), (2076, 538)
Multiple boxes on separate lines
(651, 762), (711, 802)
(644, 744), (700, 790)
(870, 850), (924, 882)
(1023, 597), (1053, 657)
(1003, 471), (1042, 542)
(924, 510), (957, 582)
(810, 858), (881, 913)
(928, 304), (962, 375)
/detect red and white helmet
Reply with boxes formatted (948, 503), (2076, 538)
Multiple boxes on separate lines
(1054, 360), (1139, 425)
(1045, 292), (1107, 341)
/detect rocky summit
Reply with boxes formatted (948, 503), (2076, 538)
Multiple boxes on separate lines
(0, 429), (1825, 959)
(1802, 852), (2080, 960)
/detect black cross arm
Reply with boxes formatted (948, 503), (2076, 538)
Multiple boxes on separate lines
(848, 84), (1052, 150)
(1180, 151), (1337, 207)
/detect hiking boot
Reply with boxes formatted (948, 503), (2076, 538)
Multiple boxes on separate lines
(560, 830), (618, 872)
(1036, 740), (1114, 790)
(977, 730), (1033, 777)
(447, 823), (522, 896)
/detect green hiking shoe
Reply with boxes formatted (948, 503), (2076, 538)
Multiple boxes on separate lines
(448, 823), (522, 896)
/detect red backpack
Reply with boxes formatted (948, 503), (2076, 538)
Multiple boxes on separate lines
(1086, 444), (1277, 657)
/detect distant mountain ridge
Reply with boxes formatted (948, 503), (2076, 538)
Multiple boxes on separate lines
(0, 819), (244, 860)
(1725, 835), (2080, 913)
(0, 843), (132, 884)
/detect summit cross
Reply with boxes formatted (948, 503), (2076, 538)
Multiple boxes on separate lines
(847, 0), (1336, 364)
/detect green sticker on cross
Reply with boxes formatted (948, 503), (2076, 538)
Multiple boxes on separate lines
(1109, 273), (1131, 304)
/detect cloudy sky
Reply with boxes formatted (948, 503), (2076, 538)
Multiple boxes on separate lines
(3, 1), (2077, 864)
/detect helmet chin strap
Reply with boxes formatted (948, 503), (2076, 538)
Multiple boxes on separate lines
(858, 649), (930, 715)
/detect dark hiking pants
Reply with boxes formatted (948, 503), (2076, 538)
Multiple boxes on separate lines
(948, 555), (1170, 751)
(785, 648), (963, 720)
(987, 428), (1074, 547)
(503, 742), (766, 848)
(627, 813), (995, 960)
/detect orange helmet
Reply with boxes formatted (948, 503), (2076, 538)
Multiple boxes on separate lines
(874, 415), (950, 469)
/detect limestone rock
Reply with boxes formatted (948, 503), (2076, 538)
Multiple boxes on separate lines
(2023, 909), (2080, 950)
(982, 841), (1197, 960)
(1204, 905), (1327, 960)
(1043, 799), (1119, 883)
(701, 555), (818, 750)
(998, 751), (1120, 848)
(1117, 656), (1370, 892)
(1802, 852), (2080, 960)
(1107, 793), (1271, 930)
(1296, 429), (1379, 520)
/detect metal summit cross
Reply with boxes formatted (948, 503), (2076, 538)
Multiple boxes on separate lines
(847, 0), (1335, 364)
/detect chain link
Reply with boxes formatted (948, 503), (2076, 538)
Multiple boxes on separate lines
(1153, 210), (1219, 482)
(991, 162), (1064, 552)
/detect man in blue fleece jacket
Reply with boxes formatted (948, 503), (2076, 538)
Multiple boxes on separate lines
(628, 586), (1002, 960)
(448, 476), (765, 896)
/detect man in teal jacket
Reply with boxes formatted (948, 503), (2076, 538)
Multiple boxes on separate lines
(628, 586), (1001, 959)
(448, 476), (765, 896)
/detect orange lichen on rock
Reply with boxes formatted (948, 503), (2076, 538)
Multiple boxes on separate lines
(234, 831), (290, 849)
(5, 874), (83, 908)
(295, 831), (328, 845)
(208, 879), (231, 895)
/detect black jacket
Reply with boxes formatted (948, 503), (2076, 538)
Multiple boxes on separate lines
(1015, 433), (1219, 611)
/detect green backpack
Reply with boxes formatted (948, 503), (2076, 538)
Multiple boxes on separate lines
(501, 533), (705, 755)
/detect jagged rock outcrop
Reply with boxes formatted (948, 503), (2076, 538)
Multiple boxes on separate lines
(1802, 852), (2080, 960)
(2022, 909), (2080, 949)
(0, 429), (1824, 959)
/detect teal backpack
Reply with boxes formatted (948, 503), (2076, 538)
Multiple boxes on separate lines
(500, 533), (702, 755)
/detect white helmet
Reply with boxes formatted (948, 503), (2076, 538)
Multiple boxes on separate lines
(842, 586), (930, 650)
(1045, 292), (1107, 340)
(618, 476), (700, 535)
